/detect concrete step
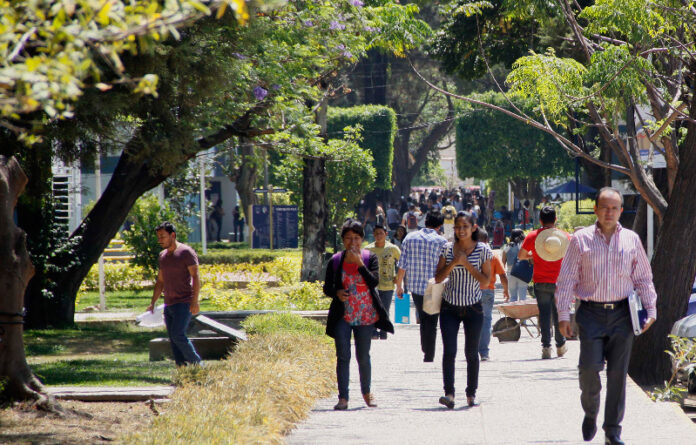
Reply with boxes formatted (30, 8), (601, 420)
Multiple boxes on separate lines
(47, 385), (173, 402)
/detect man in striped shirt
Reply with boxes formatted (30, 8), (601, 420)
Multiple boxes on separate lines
(396, 211), (447, 362)
(555, 187), (656, 445)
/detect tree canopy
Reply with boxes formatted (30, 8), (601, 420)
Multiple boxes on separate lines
(455, 91), (573, 183)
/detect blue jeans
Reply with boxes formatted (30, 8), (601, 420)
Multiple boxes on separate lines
(163, 303), (201, 366)
(478, 289), (495, 358)
(507, 275), (527, 301)
(534, 283), (566, 348)
(334, 319), (374, 400)
(440, 300), (484, 397)
(374, 290), (394, 338)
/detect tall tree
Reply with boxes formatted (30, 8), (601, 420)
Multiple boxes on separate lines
(428, 0), (696, 385)
(0, 0), (253, 402)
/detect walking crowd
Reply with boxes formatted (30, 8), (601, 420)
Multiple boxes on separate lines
(323, 186), (657, 445)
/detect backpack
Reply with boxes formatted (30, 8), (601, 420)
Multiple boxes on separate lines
(407, 211), (418, 229)
(332, 250), (371, 274)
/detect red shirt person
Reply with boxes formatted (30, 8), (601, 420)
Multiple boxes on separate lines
(518, 206), (570, 359)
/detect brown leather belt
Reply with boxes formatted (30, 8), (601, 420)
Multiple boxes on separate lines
(580, 299), (628, 310)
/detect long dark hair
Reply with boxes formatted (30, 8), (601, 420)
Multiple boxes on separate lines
(509, 228), (525, 246)
(453, 211), (479, 243)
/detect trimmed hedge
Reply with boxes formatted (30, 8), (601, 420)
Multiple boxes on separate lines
(198, 248), (301, 265)
(328, 105), (396, 190)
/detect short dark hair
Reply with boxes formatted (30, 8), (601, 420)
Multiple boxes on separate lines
(341, 219), (364, 238)
(373, 223), (387, 232)
(155, 221), (176, 234)
(596, 186), (624, 206)
(425, 210), (444, 229)
(539, 206), (556, 224)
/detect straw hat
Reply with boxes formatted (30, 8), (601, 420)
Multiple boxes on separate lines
(535, 227), (570, 262)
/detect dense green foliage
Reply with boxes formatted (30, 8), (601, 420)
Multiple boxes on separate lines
(198, 248), (301, 265)
(121, 194), (191, 276)
(327, 105), (397, 189)
(555, 199), (597, 232)
(0, 0), (252, 143)
(273, 106), (390, 227)
(455, 91), (573, 181)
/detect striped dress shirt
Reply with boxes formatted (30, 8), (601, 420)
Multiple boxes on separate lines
(398, 228), (447, 295)
(441, 242), (493, 306)
(555, 223), (657, 322)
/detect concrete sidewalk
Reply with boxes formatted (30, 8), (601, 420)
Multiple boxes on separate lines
(288, 295), (696, 445)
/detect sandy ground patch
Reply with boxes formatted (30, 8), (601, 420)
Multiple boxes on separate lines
(0, 400), (155, 444)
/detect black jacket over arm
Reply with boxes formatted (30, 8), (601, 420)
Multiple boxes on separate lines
(323, 250), (395, 338)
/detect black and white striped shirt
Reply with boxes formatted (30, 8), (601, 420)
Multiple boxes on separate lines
(441, 242), (493, 306)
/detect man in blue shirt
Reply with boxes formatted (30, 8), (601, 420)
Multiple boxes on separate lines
(396, 211), (447, 362)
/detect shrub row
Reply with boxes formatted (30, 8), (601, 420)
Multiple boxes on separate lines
(126, 313), (333, 444)
(198, 248), (301, 265)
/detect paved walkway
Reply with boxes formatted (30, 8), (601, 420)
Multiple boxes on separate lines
(288, 291), (696, 445)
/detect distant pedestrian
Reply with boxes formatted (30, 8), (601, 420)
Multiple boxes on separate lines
(211, 199), (224, 242)
(518, 206), (570, 359)
(147, 222), (201, 367)
(441, 199), (457, 242)
(366, 224), (401, 340)
(386, 203), (401, 233)
(434, 211), (492, 409)
(391, 225), (407, 250)
(395, 211), (447, 362)
(402, 203), (421, 233)
(324, 220), (394, 411)
(477, 229), (508, 361)
(502, 229), (527, 302)
(555, 187), (656, 445)
(233, 205), (244, 242)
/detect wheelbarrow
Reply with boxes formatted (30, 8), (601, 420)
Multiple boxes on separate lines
(492, 300), (540, 342)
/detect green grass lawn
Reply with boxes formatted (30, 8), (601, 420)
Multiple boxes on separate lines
(24, 323), (174, 386)
(76, 290), (218, 312)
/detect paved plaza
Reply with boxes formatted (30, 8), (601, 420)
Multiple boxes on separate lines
(288, 292), (696, 445)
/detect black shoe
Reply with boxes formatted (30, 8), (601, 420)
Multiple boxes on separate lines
(582, 416), (597, 441)
(438, 395), (455, 409)
(605, 435), (624, 445)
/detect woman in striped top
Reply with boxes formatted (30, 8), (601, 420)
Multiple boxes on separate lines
(434, 211), (492, 409)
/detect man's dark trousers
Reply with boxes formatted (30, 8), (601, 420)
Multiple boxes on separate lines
(411, 293), (439, 362)
(576, 301), (634, 438)
(534, 282), (566, 348)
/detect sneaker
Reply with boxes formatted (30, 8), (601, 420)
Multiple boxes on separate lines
(438, 394), (455, 409)
(334, 398), (348, 410)
(542, 347), (552, 359)
(466, 396), (476, 407)
(480, 355), (489, 361)
(557, 343), (568, 357)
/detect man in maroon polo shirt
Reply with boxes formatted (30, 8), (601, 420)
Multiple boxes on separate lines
(519, 206), (570, 359)
(146, 221), (201, 366)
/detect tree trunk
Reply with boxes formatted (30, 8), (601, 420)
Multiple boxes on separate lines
(230, 140), (258, 221)
(391, 131), (412, 202)
(37, 138), (168, 327)
(0, 156), (55, 406)
(628, 132), (696, 385)
(300, 157), (327, 282)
